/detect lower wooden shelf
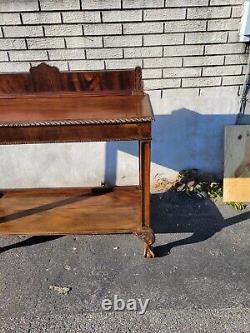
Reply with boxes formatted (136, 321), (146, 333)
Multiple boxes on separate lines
(0, 186), (142, 235)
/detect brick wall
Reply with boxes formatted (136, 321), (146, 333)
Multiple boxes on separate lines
(0, 0), (248, 186)
(0, 0), (248, 97)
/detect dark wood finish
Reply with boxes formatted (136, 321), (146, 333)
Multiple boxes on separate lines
(135, 227), (155, 258)
(140, 140), (151, 228)
(0, 95), (153, 126)
(0, 123), (151, 145)
(0, 63), (155, 257)
(0, 63), (143, 97)
(0, 187), (141, 235)
(135, 140), (153, 257)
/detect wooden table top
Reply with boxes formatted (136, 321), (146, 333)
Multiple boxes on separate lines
(0, 94), (153, 127)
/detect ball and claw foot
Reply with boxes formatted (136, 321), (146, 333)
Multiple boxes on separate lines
(144, 243), (155, 258)
(134, 227), (155, 258)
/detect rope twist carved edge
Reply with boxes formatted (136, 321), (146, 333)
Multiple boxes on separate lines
(0, 117), (153, 127)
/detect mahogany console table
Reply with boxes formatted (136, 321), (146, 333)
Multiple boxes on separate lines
(0, 63), (155, 258)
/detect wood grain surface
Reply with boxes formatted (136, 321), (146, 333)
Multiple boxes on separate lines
(0, 63), (155, 256)
(0, 95), (153, 126)
(224, 125), (250, 202)
(0, 187), (141, 235)
(0, 63), (142, 96)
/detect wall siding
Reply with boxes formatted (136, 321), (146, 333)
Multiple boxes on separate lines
(0, 0), (247, 96)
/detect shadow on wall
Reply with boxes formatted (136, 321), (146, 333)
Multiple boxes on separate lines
(104, 109), (237, 185)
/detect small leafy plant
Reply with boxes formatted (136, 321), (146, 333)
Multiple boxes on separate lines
(172, 169), (247, 211)
(226, 202), (247, 210)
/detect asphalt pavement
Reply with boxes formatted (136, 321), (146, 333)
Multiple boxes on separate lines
(0, 191), (249, 332)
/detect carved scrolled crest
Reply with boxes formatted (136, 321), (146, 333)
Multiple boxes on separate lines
(30, 62), (62, 92)
(0, 63), (143, 96)
(30, 62), (60, 75)
(133, 66), (144, 95)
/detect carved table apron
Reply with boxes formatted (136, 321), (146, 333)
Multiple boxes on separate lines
(0, 64), (155, 258)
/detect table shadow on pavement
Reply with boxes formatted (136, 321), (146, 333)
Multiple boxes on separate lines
(0, 189), (249, 258)
(152, 189), (250, 257)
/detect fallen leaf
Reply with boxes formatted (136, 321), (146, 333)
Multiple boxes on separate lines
(49, 285), (71, 295)
(64, 265), (71, 271)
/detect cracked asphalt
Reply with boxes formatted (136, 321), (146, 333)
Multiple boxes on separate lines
(0, 191), (249, 332)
